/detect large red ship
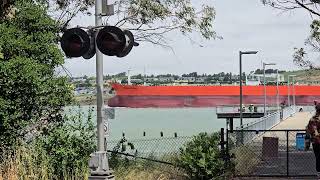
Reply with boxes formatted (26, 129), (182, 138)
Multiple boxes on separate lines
(107, 83), (320, 108)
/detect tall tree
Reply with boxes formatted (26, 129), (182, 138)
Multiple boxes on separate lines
(262, 0), (320, 69)
(51, 0), (217, 48)
(0, 0), (73, 147)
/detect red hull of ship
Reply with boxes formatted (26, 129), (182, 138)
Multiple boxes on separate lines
(107, 84), (320, 108)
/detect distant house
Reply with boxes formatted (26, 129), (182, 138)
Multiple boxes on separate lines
(231, 75), (239, 81)
(178, 77), (196, 82)
(195, 77), (206, 83)
(249, 73), (285, 84)
(158, 77), (175, 82)
(145, 77), (158, 82)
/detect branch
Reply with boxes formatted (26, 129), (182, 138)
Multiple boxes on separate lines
(294, 0), (320, 16)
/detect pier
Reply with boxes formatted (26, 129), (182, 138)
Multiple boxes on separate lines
(226, 106), (318, 178)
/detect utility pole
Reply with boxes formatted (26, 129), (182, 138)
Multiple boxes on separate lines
(239, 51), (258, 128)
(96, 0), (105, 159)
(276, 69), (279, 111)
(287, 76), (290, 107)
(263, 62), (276, 116)
(89, 0), (115, 179)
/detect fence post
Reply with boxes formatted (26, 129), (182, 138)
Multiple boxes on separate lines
(220, 128), (226, 167)
(286, 130), (289, 177)
(226, 128), (230, 169)
(220, 128), (225, 152)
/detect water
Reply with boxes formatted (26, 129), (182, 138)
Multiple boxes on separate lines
(66, 106), (257, 140)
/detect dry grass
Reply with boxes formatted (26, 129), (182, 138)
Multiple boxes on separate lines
(0, 145), (52, 180)
(0, 146), (185, 180)
(0, 145), (89, 180)
(114, 165), (188, 180)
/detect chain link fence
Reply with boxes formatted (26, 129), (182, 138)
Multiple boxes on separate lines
(227, 129), (317, 178)
(105, 136), (192, 179)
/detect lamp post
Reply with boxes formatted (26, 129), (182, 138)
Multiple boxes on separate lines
(276, 69), (279, 111)
(239, 51), (258, 128)
(287, 76), (290, 107)
(288, 75), (296, 109)
(263, 62), (276, 116)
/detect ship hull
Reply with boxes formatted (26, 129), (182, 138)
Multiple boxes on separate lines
(108, 95), (320, 108)
(107, 84), (320, 108)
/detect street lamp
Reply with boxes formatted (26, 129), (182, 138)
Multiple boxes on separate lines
(288, 75), (296, 108)
(263, 62), (276, 116)
(239, 51), (258, 128)
(276, 69), (279, 112)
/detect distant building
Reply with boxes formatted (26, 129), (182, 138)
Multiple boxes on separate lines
(247, 73), (285, 85)
(157, 77), (174, 82)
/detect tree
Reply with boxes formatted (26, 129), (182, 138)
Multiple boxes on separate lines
(262, 0), (320, 17)
(176, 132), (225, 179)
(0, 0), (73, 148)
(55, 0), (217, 47)
(262, 0), (320, 69)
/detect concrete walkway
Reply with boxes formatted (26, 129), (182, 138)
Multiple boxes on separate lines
(236, 111), (318, 179)
(272, 112), (314, 130)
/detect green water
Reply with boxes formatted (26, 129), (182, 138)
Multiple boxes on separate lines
(67, 106), (256, 140)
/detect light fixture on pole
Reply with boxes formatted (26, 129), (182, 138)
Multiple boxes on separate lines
(239, 51), (258, 128)
(288, 75), (296, 109)
(263, 62), (276, 116)
(276, 69), (279, 112)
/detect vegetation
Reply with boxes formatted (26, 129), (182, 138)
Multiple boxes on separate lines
(0, 106), (96, 179)
(176, 132), (226, 180)
(262, 0), (320, 70)
(0, 0), (73, 149)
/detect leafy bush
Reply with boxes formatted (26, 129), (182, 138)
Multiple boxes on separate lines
(176, 132), (225, 180)
(35, 106), (96, 179)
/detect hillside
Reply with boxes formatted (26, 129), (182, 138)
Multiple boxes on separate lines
(283, 69), (320, 82)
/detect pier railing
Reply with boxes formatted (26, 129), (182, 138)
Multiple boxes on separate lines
(282, 106), (296, 120)
(237, 106), (297, 132)
(236, 111), (281, 132)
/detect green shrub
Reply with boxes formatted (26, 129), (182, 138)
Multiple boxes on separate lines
(176, 132), (225, 180)
(35, 106), (96, 179)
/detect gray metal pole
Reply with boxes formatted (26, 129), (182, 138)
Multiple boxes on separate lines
(263, 63), (266, 116)
(287, 76), (290, 107)
(89, 1), (115, 179)
(239, 51), (243, 128)
(292, 77), (295, 108)
(276, 69), (279, 111)
(96, 0), (105, 155)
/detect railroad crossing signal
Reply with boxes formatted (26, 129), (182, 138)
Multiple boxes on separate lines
(60, 26), (139, 59)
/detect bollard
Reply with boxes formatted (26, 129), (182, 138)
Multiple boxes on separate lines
(174, 132), (177, 138)
(160, 131), (163, 137)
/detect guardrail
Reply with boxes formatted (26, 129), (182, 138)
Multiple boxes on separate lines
(282, 106), (295, 120)
(216, 104), (278, 114)
(234, 106), (297, 145)
(236, 106), (297, 131)
(236, 111), (281, 131)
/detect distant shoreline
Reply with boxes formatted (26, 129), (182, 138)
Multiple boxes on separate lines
(74, 94), (112, 105)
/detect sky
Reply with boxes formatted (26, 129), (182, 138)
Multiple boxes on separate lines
(60, 0), (313, 77)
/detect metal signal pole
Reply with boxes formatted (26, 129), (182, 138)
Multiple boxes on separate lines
(89, 0), (114, 179)
(96, 0), (105, 158)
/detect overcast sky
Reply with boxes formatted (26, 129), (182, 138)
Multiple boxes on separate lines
(60, 0), (313, 77)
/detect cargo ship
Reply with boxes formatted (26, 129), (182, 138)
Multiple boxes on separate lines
(107, 83), (320, 108)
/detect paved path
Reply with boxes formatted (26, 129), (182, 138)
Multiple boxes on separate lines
(237, 112), (318, 179)
(272, 112), (314, 130)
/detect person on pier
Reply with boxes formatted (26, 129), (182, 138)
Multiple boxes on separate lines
(306, 103), (320, 177)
